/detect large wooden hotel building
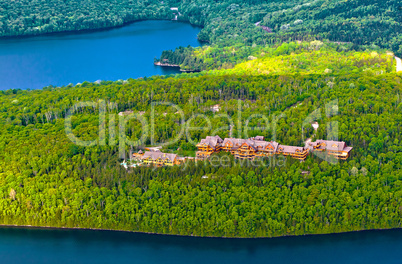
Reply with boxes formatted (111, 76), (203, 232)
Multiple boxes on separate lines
(196, 136), (352, 161)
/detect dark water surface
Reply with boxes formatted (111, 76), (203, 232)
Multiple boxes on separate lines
(0, 227), (401, 264)
(0, 20), (201, 90)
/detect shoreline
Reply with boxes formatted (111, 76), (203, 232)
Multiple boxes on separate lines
(0, 18), (204, 41)
(154, 61), (200, 72)
(154, 62), (181, 67)
(0, 223), (400, 240)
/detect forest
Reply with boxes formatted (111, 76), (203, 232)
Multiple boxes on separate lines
(0, 44), (401, 237)
(157, 0), (402, 70)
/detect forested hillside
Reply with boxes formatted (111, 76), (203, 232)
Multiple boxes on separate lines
(158, 0), (402, 69)
(1, 0), (401, 69)
(0, 46), (401, 237)
(211, 41), (396, 75)
(164, 41), (397, 72)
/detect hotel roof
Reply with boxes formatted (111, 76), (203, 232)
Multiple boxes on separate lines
(223, 138), (246, 146)
(141, 151), (178, 162)
(277, 145), (307, 154)
(198, 135), (223, 148)
(307, 140), (352, 152)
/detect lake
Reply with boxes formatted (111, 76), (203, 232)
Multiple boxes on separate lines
(0, 20), (201, 90)
(0, 227), (401, 264)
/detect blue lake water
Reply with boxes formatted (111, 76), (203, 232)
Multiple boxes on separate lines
(0, 227), (401, 264)
(0, 20), (201, 90)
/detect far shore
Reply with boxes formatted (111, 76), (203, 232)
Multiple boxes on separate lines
(0, 18), (205, 41)
(0, 223), (400, 240)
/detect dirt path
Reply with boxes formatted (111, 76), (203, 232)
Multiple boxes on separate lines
(396, 57), (402, 72)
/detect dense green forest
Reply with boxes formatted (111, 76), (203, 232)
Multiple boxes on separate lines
(167, 41), (397, 72)
(1, 0), (401, 71)
(0, 45), (401, 237)
(157, 0), (402, 70)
